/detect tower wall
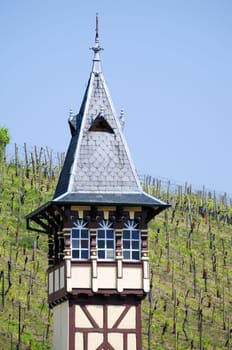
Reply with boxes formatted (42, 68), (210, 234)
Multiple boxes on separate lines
(53, 300), (69, 350)
(47, 205), (150, 350)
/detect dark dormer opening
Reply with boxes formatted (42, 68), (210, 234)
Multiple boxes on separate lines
(89, 116), (114, 133)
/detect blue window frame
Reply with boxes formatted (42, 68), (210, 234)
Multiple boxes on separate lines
(122, 221), (141, 261)
(97, 221), (115, 260)
(71, 220), (89, 260)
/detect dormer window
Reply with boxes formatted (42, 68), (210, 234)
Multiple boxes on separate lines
(97, 220), (115, 260)
(88, 109), (114, 133)
(71, 220), (89, 260)
(122, 221), (141, 261)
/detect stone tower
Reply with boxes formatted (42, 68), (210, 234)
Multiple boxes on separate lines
(27, 16), (169, 350)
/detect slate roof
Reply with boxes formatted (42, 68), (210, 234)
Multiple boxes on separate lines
(53, 192), (168, 207)
(50, 23), (168, 209)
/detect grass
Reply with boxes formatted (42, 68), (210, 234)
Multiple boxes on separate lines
(0, 159), (232, 349)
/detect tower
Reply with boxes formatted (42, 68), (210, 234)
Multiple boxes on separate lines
(27, 16), (169, 350)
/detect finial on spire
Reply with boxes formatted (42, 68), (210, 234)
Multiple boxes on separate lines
(95, 13), (99, 44)
(91, 13), (103, 73)
(91, 13), (103, 54)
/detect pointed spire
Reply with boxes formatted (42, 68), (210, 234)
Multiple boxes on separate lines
(91, 13), (103, 73)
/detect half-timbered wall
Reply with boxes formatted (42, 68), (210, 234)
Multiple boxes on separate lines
(69, 297), (141, 350)
(46, 204), (151, 350)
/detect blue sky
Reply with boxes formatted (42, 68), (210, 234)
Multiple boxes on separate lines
(0, 1), (231, 195)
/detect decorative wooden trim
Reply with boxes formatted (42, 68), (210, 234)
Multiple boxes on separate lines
(65, 260), (142, 267)
(111, 305), (130, 328)
(69, 293), (141, 305)
(48, 261), (65, 273)
(48, 290), (67, 307)
(69, 302), (75, 350)
(123, 332), (127, 350)
(70, 298), (142, 350)
(82, 305), (100, 328)
(70, 288), (146, 299)
(136, 302), (142, 349)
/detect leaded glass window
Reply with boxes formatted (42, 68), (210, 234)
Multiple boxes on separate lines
(122, 221), (141, 261)
(71, 220), (89, 260)
(97, 221), (115, 260)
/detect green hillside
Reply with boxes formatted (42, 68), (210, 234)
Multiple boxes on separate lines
(0, 146), (58, 350)
(0, 147), (232, 349)
(142, 181), (232, 349)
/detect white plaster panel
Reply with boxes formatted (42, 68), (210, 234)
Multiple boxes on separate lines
(71, 265), (91, 289)
(107, 305), (125, 328)
(75, 305), (92, 328)
(60, 266), (65, 289)
(53, 301), (69, 350)
(54, 269), (59, 292)
(97, 266), (117, 289)
(123, 267), (142, 289)
(75, 332), (83, 350)
(127, 333), (137, 350)
(48, 272), (53, 295)
(88, 333), (103, 350)
(117, 306), (136, 329)
(86, 305), (103, 328)
(108, 333), (123, 349)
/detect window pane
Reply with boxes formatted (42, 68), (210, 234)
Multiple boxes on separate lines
(72, 250), (79, 259)
(98, 240), (105, 248)
(71, 225), (90, 260)
(81, 229), (88, 238)
(123, 231), (130, 239)
(132, 241), (139, 249)
(123, 251), (130, 260)
(81, 250), (88, 259)
(72, 240), (79, 248)
(132, 251), (140, 260)
(107, 240), (114, 249)
(107, 250), (114, 259)
(81, 240), (88, 248)
(98, 230), (105, 239)
(98, 250), (105, 259)
(106, 230), (114, 239)
(122, 226), (141, 261)
(132, 231), (139, 240)
(72, 229), (79, 239)
(123, 241), (130, 249)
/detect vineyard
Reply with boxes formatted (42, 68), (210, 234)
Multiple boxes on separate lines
(0, 144), (232, 349)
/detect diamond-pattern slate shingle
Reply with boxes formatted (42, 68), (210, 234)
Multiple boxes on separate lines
(52, 35), (168, 209)
(54, 48), (143, 200)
